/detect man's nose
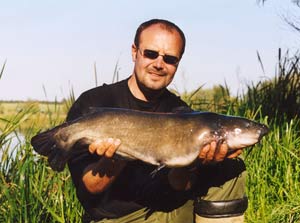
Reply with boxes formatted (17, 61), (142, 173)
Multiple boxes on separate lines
(153, 55), (164, 69)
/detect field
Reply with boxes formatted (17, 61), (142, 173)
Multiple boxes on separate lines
(0, 101), (67, 132)
(0, 52), (300, 222)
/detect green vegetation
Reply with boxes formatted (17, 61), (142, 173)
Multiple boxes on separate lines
(0, 51), (300, 222)
(179, 83), (235, 114)
(0, 101), (66, 133)
(245, 118), (300, 222)
(238, 49), (300, 125)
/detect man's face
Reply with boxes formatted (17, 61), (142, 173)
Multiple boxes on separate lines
(132, 24), (183, 91)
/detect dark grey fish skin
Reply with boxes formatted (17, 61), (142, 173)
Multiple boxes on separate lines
(31, 108), (269, 172)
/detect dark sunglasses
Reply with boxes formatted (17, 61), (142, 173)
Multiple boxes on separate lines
(139, 49), (180, 65)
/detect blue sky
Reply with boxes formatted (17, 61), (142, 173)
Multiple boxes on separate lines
(0, 0), (298, 101)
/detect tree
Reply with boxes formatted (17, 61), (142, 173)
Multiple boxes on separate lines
(259, 0), (299, 6)
(258, 0), (300, 33)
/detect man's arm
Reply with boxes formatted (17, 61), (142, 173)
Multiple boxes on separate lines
(81, 139), (126, 194)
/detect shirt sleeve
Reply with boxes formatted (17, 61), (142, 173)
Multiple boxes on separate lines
(66, 92), (89, 122)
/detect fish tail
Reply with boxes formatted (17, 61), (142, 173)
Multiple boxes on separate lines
(31, 126), (67, 172)
(31, 128), (57, 156)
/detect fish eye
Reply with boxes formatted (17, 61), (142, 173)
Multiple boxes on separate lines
(234, 128), (242, 135)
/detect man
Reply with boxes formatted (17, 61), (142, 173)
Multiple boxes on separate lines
(67, 19), (247, 223)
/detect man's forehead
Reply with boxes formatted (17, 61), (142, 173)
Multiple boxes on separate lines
(141, 23), (178, 36)
(138, 23), (183, 55)
(139, 25), (182, 46)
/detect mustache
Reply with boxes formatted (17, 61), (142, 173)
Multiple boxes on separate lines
(147, 69), (166, 76)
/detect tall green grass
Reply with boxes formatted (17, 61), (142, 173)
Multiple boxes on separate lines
(0, 64), (81, 223)
(239, 50), (300, 222)
(245, 118), (300, 222)
(238, 49), (300, 124)
(180, 83), (236, 114)
(0, 102), (83, 223)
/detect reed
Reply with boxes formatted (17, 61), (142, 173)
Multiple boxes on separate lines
(0, 100), (83, 222)
(238, 49), (300, 125)
(0, 60), (5, 80)
(245, 118), (300, 222)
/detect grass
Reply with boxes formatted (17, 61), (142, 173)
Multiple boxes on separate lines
(0, 62), (77, 222)
(0, 100), (82, 223)
(238, 49), (300, 125)
(244, 118), (300, 222)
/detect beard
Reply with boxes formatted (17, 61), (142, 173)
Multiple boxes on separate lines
(134, 71), (169, 101)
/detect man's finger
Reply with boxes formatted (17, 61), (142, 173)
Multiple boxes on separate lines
(89, 139), (103, 154)
(227, 149), (242, 159)
(214, 142), (228, 162)
(105, 139), (121, 158)
(205, 141), (216, 161)
(96, 143), (107, 156)
(199, 144), (210, 160)
(93, 138), (111, 156)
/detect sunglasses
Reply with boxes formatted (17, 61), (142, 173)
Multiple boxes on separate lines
(139, 48), (180, 65)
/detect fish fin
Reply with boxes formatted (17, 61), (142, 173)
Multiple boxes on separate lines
(150, 164), (166, 178)
(171, 106), (193, 114)
(31, 127), (59, 156)
(46, 145), (69, 171)
(86, 107), (108, 115)
(31, 127), (68, 172)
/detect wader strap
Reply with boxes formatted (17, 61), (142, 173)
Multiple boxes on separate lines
(194, 196), (248, 218)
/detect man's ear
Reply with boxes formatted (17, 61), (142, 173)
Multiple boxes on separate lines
(131, 44), (137, 62)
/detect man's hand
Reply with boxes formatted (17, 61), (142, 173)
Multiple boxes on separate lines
(198, 141), (242, 164)
(82, 138), (124, 194)
(89, 138), (121, 158)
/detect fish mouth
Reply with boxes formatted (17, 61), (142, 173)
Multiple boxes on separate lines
(258, 124), (269, 140)
(226, 124), (269, 149)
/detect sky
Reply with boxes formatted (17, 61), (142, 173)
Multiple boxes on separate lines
(0, 0), (299, 101)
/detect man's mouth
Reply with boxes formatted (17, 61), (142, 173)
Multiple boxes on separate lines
(148, 71), (166, 77)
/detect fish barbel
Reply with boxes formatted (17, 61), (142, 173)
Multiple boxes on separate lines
(31, 108), (269, 171)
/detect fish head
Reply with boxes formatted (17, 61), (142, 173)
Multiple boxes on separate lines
(219, 116), (269, 149)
